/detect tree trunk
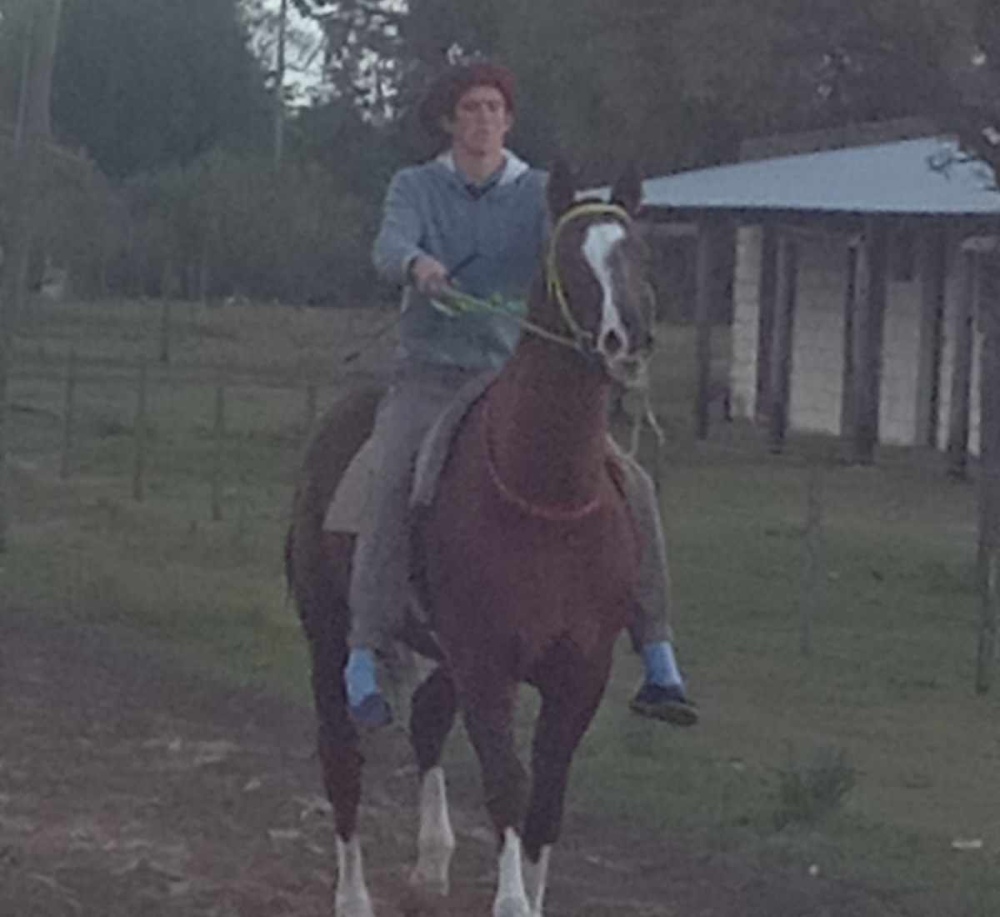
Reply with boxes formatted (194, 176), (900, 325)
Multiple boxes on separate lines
(27, 0), (63, 141)
(0, 0), (64, 554)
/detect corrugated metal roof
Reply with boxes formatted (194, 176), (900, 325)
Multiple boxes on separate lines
(641, 137), (1000, 215)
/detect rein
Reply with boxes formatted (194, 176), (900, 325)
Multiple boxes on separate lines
(431, 201), (632, 357)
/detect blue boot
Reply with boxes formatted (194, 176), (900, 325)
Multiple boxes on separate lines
(629, 642), (698, 727)
(344, 648), (393, 730)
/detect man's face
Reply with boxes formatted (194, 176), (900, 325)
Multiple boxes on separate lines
(442, 85), (513, 158)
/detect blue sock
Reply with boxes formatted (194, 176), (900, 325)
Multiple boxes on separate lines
(345, 648), (380, 710)
(641, 641), (684, 690)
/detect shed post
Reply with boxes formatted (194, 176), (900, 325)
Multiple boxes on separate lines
(840, 238), (859, 437)
(694, 216), (723, 440)
(755, 223), (779, 423)
(850, 217), (889, 465)
(768, 232), (799, 452)
(916, 225), (948, 448)
(947, 247), (977, 479)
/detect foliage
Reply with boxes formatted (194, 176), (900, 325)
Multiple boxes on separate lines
(274, 0), (984, 189)
(110, 151), (381, 306)
(773, 745), (857, 828)
(49, 0), (271, 178)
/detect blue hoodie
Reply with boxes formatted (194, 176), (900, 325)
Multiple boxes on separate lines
(372, 151), (548, 372)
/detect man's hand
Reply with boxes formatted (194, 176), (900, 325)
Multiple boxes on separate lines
(409, 255), (451, 297)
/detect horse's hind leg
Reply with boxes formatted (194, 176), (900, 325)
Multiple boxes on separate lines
(408, 666), (458, 896)
(522, 646), (611, 917)
(307, 638), (376, 917)
(296, 535), (374, 917)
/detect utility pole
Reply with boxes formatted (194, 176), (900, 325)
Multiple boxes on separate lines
(274, 0), (288, 169)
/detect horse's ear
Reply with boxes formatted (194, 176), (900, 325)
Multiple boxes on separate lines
(610, 162), (643, 216)
(547, 159), (577, 218)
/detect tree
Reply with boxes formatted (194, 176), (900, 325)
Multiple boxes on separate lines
(51, 0), (271, 178)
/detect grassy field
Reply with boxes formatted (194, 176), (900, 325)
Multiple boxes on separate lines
(2, 297), (996, 915)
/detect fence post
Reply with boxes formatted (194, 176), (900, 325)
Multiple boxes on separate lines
(132, 358), (149, 502)
(800, 463), (824, 657)
(304, 383), (318, 436)
(59, 348), (78, 480)
(210, 383), (226, 522)
(159, 299), (173, 365)
(977, 548), (999, 695)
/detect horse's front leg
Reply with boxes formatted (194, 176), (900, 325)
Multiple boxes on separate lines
(408, 666), (458, 896)
(459, 676), (532, 917)
(522, 644), (612, 917)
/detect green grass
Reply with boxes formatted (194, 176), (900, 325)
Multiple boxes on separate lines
(2, 297), (997, 915)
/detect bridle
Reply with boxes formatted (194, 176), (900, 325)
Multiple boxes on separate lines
(537, 201), (634, 356)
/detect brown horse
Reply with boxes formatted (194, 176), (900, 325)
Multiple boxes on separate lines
(286, 161), (653, 917)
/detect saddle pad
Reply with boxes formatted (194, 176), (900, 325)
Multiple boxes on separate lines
(411, 371), (498, 510)
(322, 437), (376, 534)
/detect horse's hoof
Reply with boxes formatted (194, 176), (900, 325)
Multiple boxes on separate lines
(629, 683), (699, 726)
(335, 891), (376, 917)
(493, 896), (531, 917)
(408, 868), (450, 897)
(400, 881), (446, 916)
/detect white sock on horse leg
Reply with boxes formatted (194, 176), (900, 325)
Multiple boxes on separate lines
(335, 835), (375, 917)
(410, 766), (455, 895)
(524, 845), (551, 917)
(494, 828), (531, 917)
(641, 641), (684, 689)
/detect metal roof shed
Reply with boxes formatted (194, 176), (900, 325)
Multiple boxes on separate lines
(638, 125), (1000, 466)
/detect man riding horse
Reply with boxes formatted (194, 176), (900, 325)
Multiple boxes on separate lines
(334, 60), (698, 731)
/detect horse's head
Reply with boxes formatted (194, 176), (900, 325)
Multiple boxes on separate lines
(539, 160), (653, 388)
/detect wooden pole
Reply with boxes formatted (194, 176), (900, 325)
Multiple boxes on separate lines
(947, 249), (977, 479)
(59, 349), (78, 480)
(976, 254), (1000, 694)
(210, 383), (226, 522)
(850, 218), (889, 465)
(768, 234), (798, 453)
(158, 298), (173, 365)
(304, 383), (318, 435)
(800, 463), (824, 657)
(132, 359), (149, 502)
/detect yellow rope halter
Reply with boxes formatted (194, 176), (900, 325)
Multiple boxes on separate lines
(544, 202), (633, 352)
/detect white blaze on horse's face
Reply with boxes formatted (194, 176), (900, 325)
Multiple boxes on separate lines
(581, 221), (646, 386)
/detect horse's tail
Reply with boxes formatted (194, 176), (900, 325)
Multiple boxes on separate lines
(286, 384), (383, 638)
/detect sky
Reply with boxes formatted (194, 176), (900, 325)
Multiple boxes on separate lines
(253, 0), (327, 104)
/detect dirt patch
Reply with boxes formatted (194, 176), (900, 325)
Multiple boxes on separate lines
(0, 612), (908, 916)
